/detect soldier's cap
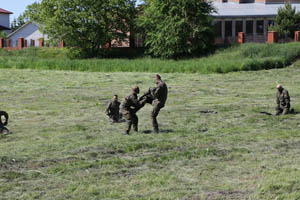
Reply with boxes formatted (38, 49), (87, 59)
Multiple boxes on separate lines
(277, 84), (282, 89)
(132, 86), (140, 93)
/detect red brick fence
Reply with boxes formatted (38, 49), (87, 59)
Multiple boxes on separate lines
(237, 31), (300, 44)
(0, 37), (65, 50)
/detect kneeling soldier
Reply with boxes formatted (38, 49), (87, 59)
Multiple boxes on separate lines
(120, 86), (146, 135)
(276, 84), (291, 115)
(105, 95), (121, 123)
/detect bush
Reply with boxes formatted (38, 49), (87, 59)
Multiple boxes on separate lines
(0, 42), (299, 74)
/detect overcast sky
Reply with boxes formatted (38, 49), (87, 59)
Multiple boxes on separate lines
(2, 0), (143, 23)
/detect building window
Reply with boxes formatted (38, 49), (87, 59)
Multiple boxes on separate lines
(225, 21), (232, 37)
(246, 20), (253, 34)
(257, 20), (264, 34)
(268, 20), (274, 27)
(235, 21), (243, 36)
(214, 21), (222, 37)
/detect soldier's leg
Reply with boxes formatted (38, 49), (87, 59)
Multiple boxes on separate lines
(0, 125), (9, 134)
(123, 113), (132, 134)
(132, 114), (138, 132)
(112, 114), (119, 123)
(275, 107), (283, 116)
(151, 104), (162, 133)
(282, 107), (290, 115)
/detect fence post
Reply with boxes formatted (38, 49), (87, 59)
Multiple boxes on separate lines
(238, 32), (244, 44)
(18, 38), (24, 50)
(6, 39), (11, 47)
(267, 31), (278, 43)
(60, 40), (65, 48)
(0, 38), (3, 48)
(295, 31), (300, 42)
(39, 38), (44, 47)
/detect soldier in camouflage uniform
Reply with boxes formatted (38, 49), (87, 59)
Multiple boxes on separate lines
(275, 84), (291, 115)
(120, 86), (146, 135)
(151, 74), (168, 133)
(105, 95), (121, 123)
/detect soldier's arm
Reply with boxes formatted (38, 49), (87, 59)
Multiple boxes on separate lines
(284, 91), (290, 105)
(131, 95), (146, 113)
(132, 96), (142, 108)
(276, 93), (280, 106)
(152, 84), (162, 99)
(105, 102), (112, 115)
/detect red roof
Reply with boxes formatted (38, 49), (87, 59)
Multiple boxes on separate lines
(0, 8), (13, 14)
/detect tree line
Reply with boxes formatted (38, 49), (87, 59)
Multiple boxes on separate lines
(4, 1), (300, 58)
(20, 0), (215, 58)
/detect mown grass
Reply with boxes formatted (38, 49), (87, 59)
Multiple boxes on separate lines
(1, 62), (300, 199)
(0, 42), (299, 73)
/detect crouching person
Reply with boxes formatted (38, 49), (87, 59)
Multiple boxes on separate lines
(275, 84), (291, 115)
(105, 95), (121, 123)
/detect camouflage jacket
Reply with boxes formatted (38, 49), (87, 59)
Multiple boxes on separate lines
(120, 93), (143, 113)
(105, 100), (120, 116)
(276, 89), (290, 108)
(152, 81), (168, 106)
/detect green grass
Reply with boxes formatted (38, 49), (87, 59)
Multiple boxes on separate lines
(0, 42), (299, 73)
(1, 61), (300, 199)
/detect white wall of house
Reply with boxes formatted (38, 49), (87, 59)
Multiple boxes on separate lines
(0, 13), (9, 28)
(8, 22), (48, 47)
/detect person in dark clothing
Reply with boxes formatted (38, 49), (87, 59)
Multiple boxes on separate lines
(105, 95), (121, 122)
(275, 84), (291, 115)
(120, 86), (146, 135)
(150, 74), (168, 133)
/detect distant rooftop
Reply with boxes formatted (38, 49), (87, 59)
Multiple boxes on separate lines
(0, 8), (13, 14)
(212, 2), (300, 17)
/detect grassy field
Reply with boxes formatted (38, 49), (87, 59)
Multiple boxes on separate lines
(0, 42), (300, 73)
(1, 61), (300, 199)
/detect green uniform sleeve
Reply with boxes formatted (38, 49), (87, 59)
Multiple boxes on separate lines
(152, 84), (162, 99)
(283, 91), (290, 106)
(105, 102), (112, 114)
(276, 93), (280, 106)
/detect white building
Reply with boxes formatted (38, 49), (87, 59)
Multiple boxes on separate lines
(0, 8), (12, 34)
(212, 0), (300, 43)
(7, 22), (48, 47)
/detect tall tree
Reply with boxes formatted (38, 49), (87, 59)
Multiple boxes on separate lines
(10, 14), (27, 32)
(138, 0), (215, 58)
(270, 2), (300, 38)
(29, 0), (136, 57)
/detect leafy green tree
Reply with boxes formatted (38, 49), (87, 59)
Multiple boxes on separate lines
(28, 0), (136, 57)
(0, 31), (7, 39)
(23, 2), (41, 22)
(138, 0), (215, 58)
(269, 2), (300, 38)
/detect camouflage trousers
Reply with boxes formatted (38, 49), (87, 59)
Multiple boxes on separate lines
(151, 103), (164, 133)
(108, 113), (122, 123)
(123, 111), (138, 134)
(275, 106), (290, 115)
